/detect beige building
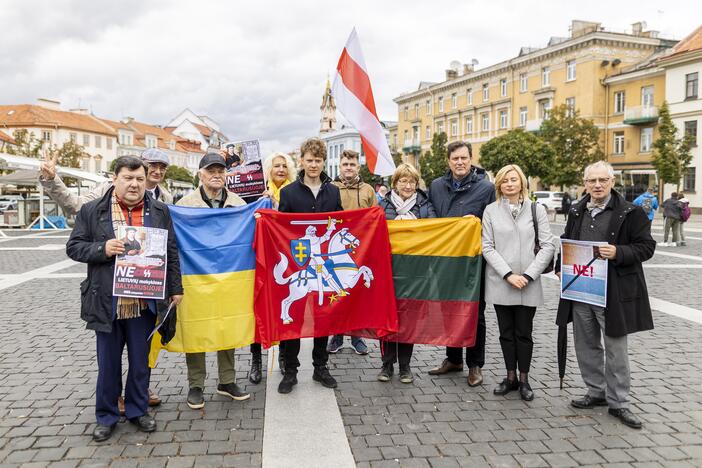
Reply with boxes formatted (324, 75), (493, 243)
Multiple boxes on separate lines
(394, 20), (677, 192)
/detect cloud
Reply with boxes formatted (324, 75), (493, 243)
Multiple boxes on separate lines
(1, 0), (699, 156)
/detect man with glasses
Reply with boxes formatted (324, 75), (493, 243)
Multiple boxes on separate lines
(555, 161), (655, 429)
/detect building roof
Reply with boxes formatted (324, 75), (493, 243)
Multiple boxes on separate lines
(668, 25), (702, 57)
(98, 118), (204, 154)
(0, 129), (16, 145)
(0, 104), (116, 136)
(191, 122), (213, 138)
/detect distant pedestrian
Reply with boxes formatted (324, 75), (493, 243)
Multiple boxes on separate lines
(560, 192), (572, 221)
(376, 185), (388, 203)
(661, 192), (682, 247)
(677, 193), (691, 246)
(633, 187), (659, 222)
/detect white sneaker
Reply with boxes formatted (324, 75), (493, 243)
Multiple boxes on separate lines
(671, 242), (678, 247)
(657, 242), (669, 247)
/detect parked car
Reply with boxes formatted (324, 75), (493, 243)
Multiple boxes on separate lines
(533, 191), (567, 213)
(0, 200), (18, 213)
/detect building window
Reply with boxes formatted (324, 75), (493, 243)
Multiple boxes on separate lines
(412, 126), (419, 142)
(437, 122), (444, 134)
(641, 86), (654, 108)
(403, 130), (408, 144)
(451, 119), (458, 137)
(519, 73), (528, 92)
(640, 127), (653, 152)
(95, 135), (101, 148)
(500, 78), (507, 97)
(404, 106), (408, 120)
(685, 120), (698, 146)
(686, 72), (699, 100)
(95, 157), (102, 172)
(82, 134), (90, 146)
(482, 83), (489, 102)
(519, 107), (528, 127)
(499, 110), (508, 129)
(614, 91), (625, 114)
(566, 60), (576, 81)
(451, 93), (457, 109)
(542, 66), (550, 87)
(438, 96), (444, 113)
(465, 116), (473, 134)
(169, 140), (176, 150)
(106, 138), (113, 150)
(540, 99), (552, 119)
(81, 157), (90, 171)
(146, 136), (157, 148)
(481, 113), (490, 131)
(683, 167), (696, 192)
(42, 131), (51, 142)
(414, 103), (419, 117)
(426, 99), (431, 115)
(467, 88), (473, 105)
(613, 132), (625, 154)
(565, 97), (576, 116)
(425, 125), (431, 140)
(70, 132), (77, 143)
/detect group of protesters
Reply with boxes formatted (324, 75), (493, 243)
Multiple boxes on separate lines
(39, 135), (655, 441)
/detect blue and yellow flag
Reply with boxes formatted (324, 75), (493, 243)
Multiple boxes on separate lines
(149, 198), (271, 367)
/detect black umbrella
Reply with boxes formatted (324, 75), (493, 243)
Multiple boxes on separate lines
(558, 247), (601, 389)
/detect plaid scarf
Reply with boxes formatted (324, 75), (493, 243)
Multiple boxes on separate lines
(111, 194), (145, 320)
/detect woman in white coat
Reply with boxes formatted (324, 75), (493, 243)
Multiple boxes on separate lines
(482, 164), (556, 401)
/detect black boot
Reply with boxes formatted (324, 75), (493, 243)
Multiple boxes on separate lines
(249, 351), (262, 384)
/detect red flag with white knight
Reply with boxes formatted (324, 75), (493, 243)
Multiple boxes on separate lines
(253, 207), (398, 348)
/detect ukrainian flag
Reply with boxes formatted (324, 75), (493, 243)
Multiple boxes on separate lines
(149, 198), (271, 367)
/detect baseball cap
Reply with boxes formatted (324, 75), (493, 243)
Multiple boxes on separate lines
(141, 148), (170, 166)
(199, 152), (226, 169)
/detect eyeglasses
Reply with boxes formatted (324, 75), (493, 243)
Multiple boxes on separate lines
(396, 179), (417, 187)
(584, 177), (611, 185)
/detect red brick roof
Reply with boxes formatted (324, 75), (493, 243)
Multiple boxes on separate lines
(667, 25), (702, 58)
(0, 129), (16, 145)
(98, 118), (204, 154)
(0, 104), (116, 136)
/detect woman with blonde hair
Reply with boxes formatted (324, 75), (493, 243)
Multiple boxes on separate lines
(377, 163), (436, 383)
(481, 164), (555, 401)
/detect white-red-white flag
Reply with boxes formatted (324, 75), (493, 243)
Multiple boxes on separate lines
(332, 28), (396, 177)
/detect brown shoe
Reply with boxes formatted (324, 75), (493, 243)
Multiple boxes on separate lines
(118, 396), (125, 415)
(467, 367), (483, 387)
(428, 359), (463, 375)
(148, 388), (161, 407)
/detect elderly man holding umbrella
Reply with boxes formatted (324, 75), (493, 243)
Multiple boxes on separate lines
(555, 161), (655, 429)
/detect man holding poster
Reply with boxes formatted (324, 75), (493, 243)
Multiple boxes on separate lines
(555, 161), (655, 429)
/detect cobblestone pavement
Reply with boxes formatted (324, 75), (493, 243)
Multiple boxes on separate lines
(1, 228), (702, 467)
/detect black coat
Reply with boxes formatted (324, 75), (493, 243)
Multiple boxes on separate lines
(428, 167), (496, 219)
(555, 190), (655, 337)
(279, 171), (343, 213)
(379, 189), (436, 220)
(66, 188), (183, 333)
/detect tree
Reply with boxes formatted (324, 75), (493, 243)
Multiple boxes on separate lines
(479, 129), (554, 180)
(652, 101), (693, 192)
(539, 104), (604, 188)
(419, 131), (448, 184)
(49, 140), (85, 186)
(5, 129), (42, 158)
(358, 150), (402, 186)
(165, 165), (194, 185)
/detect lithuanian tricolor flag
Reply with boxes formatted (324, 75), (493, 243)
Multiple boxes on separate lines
(149, 199), (271, 367)
(384, 217), (482, 347)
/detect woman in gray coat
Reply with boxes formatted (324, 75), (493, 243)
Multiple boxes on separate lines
(482, 164), (556, 401)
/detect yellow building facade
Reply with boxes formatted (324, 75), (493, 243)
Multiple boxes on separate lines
(394, 20), (677, 193)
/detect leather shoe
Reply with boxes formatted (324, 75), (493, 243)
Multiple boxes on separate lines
(312, 366), (338, 388)
(467, 367), (483, 387)
(493, 378), (519, 395)
(609, 408), (642, 429)
(571, 395), (607, 409)
(130, 414), (156, 432)
(148, 388), (161, 407)
(278, 373), (298, 394)
(249, 352), (262, 384)
(92, 423), (116, 442)
(428, 359), (463, 375)
(519, 382), (534, 401)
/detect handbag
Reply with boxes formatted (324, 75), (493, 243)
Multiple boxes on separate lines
(531, 202), (554, 273)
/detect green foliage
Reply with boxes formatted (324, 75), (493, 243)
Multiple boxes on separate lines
(358, 151), (402, 186)
(419, 131), (448, 185)
(6, 129), (42, 158)
(49, 140), (85, 186)
(109, 159), (118, 173)
(652, 101), (693, 191)
(539, 104), (603, 188)
(479, 129), (554, 180)
(165, 165), (194, 185)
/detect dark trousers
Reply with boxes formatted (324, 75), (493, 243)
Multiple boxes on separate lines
(281, 337), (328, 374)
(380, 341), (414, 367)
(446, 300), (486, 367)
(494, 304), (536, 373)
(95, 312), (155, 425)
(250, 343), (261, 355)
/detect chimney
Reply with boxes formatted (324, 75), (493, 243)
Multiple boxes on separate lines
(36, 98), (61, 110)
(631, 22), (644, 36)
(445, 69), (458, 80)
(463, 64), (474, 75)
(69, 108), (89, 115)
(570, 20), (601, 38)
(121, 116), (135, 124)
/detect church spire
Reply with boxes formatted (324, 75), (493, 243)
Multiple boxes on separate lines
(319, 75), (337, 134)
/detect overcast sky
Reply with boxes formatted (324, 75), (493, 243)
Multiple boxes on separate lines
(1, 0), (699, 156)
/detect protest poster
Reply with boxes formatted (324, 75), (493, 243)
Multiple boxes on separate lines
(113, 226), (168, 300)
(560, 239), (608, 307)
(223, 139), (266, 199)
